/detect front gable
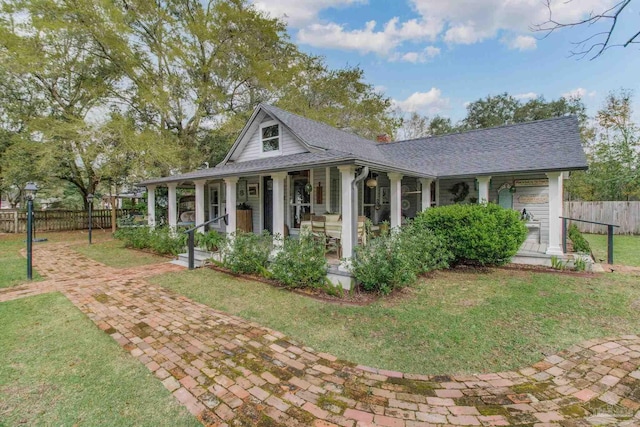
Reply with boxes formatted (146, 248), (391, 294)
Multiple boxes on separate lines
(223, 107), (314, 164)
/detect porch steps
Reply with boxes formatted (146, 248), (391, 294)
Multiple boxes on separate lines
(172, 249), (216, 269)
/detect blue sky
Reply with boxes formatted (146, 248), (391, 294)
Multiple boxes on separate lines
(251, 0), (640, 122)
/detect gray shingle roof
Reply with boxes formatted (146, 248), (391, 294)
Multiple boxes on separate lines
(259, 104), (390, 164)
(138, 151), (354, 185)
(139, 106), (587, 186)
(379, 115), (588, 177)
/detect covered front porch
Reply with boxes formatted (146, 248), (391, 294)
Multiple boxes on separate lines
(146, 165), (435, 263)
(144, 165), (568, 265)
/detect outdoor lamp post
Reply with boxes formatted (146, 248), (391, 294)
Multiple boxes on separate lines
(24, 182), (38, 280)
(87, 193), (94, 244)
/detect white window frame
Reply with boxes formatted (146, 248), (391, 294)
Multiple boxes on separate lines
(260, 120), (281, 157)
(289, 170), (312, 230)
(209, 183), (222, 228)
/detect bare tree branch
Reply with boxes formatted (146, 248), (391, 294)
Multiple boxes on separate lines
(532, 0), (634, 59)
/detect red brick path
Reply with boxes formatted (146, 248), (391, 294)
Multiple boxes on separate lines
(2, 243), (640, 426)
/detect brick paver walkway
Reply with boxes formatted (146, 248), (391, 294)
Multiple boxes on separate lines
(2, 243), (640, 426)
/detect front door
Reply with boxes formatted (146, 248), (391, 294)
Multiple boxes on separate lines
(263, 176), (273, 234)
(498, 188), (513, 210)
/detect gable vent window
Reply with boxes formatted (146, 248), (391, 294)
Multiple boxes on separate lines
(261, 122), (280, 153)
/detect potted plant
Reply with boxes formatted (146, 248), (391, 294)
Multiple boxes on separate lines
(195, 230), (224, 253)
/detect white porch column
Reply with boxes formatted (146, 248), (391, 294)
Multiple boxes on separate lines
(224, 177), (238, 236)
(167, 183), (178, 229)
(388, 173), (403, 229)
(419, 178), (433, 211)
(338, 165), (356, 262)
(194, 179), (206, 233)
(271, 172), (287, 244)
(477, 176), (491, 204)
(545, 171), (564, 255)
(146, 185), (156, 227)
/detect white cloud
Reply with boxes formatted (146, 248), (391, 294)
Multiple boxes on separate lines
(393, 46), (441, 63)
(393, 88), (450, 114)
(255, 0), (617, 62)
(411, 0), (615, 46)
(515, 92), (538, 100)
(504, 35), (537, 51)
(562, 88), (596, 99)
(251, 0), (367, 27)
(297, 17), (441, 55)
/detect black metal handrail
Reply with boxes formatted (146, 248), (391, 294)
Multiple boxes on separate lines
(184, 214), (228, 270)
(560, 216), (620, 264)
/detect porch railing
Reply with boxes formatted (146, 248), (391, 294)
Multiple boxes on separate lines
(184, 214), (228, 270)
(560, 217), (619, 264)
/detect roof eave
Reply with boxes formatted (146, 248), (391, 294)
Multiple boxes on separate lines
(436, 164), (588, 180)
(137, 158), (360, 187)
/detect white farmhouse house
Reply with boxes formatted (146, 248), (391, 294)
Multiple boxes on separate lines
(139, 103), (587, 268)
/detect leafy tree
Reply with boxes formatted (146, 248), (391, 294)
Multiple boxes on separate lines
(70, 0), (301, 170)
(277, 58), (399, 141)
(0, 137), (45, 207)
(396, 112), (455, 140)
(461, 93), (521, 129)
(568, 90), (639, 200)
(428, 115), (455, 136)
(460, 93), (586, 131)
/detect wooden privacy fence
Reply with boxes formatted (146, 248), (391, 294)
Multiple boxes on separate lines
(564, 201), (640, 235)
(0, 209), (136, 233)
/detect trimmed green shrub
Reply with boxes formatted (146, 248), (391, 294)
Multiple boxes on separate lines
(195, 230), (225, 252)
(568, 223), (591, 253)
(222, 231), (272, 275)
(399, 221), (454, 274)
(270, 234), (328, 288)
(416, 203), (527, 266)
(148, 227), (187, 255)
(114, 227), (151, 250)
(114, 226), (186, 255)
(351, 221), (453, 294)
(352, 232), (416, 295)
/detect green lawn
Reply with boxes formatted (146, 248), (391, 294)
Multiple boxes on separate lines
(73, 238), (169, 268)
(151, 268), (640, 375)
(0, 234), (44, 288)
(584, 233), (640, 266)
(0, 292), (199, 427)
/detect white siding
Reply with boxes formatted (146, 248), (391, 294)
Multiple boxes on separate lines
(235, 115), (308, 162)
(438, 178), (476, 205)
(311, 168), (327, 214)
(238, 176), (262, 233)
(490, 175), (550, 244)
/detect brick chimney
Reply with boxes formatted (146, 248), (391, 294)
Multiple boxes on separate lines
(376, 134), (391, 143)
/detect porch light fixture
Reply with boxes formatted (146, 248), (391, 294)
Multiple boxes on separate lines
(366, 177), (378, 188)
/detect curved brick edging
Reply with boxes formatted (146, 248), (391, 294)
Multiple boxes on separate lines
(3, 243), (640, 426)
